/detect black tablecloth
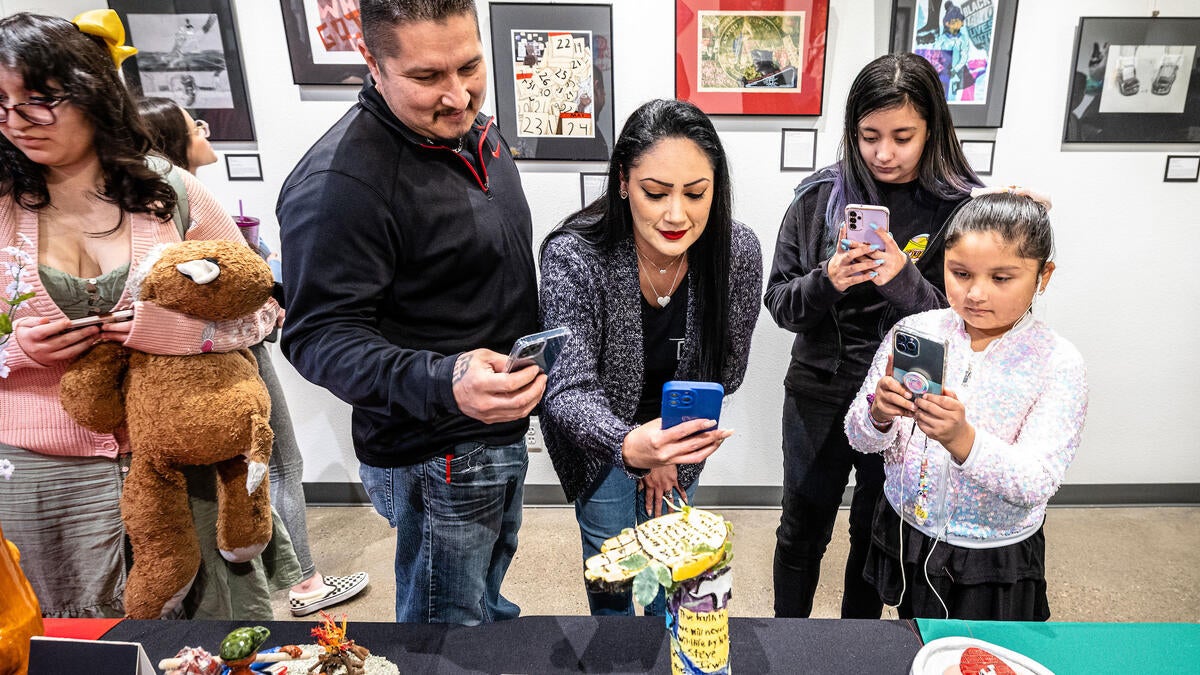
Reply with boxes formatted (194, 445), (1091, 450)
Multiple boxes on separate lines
(103, 616), (923, 674)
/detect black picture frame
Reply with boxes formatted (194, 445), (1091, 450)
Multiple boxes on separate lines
(889, 0), (1018, 128)
(488, 3), (614, 161)
(110, 0), (255, 141)
(225, 153), (263, 181)
(1063, 17), (1200, 144)
(960, 139), (995, 175)
(279, 0), (369, 85)
(1164, 155), (1200, 182)
(779, 128), (817, 171)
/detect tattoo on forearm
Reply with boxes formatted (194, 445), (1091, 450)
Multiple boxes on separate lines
(453, 353), (472, 384)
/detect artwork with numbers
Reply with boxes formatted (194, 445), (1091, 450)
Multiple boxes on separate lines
(490, 4), (614, 160)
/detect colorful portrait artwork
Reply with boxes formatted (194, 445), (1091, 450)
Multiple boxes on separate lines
(510, 30), (596, 138)
(305, 0), (362, 66)
(697, 12), (805, 92)
(909, 0), (998, 104)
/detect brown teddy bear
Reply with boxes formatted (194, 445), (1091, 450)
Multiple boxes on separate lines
(59, 239), (275, 619)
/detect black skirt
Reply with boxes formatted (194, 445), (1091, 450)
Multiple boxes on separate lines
(862, 493), (1050, 621)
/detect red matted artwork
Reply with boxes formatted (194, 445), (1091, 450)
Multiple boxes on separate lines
(676, 0), (829, 115)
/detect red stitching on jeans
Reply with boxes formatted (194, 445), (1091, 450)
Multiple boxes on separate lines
(445, 454), (453, 484)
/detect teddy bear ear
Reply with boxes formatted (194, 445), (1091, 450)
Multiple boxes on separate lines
(176, 257), (221, 285)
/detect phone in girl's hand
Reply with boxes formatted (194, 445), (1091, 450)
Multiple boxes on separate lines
(892, 328), (947, 398)
(661, 381), (724, 431)
(845, 204), (890, 250)
(66, 310), (134, 329)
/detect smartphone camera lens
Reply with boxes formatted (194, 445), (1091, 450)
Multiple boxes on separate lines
(518, 343), (542, 358)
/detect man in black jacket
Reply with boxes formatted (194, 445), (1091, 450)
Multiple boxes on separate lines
(277, 0), (544, 625)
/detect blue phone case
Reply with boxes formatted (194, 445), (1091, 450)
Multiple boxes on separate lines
(661, 381), (724, 430)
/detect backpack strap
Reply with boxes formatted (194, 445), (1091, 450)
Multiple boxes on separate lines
(147, 155), (190, 240)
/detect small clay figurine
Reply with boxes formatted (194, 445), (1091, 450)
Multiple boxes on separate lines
(219, 626), (271, 675)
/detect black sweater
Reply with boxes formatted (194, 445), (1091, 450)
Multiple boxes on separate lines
(764, 167), (969, 403)
(277, 80), (538, 466)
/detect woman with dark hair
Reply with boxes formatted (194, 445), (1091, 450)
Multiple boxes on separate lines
(136, 96), (216, 173)
(539, 98), (761, 616)
(0, 12), (288, 618)
(764, 52), (981, 619)
(138, 95), (370, 616)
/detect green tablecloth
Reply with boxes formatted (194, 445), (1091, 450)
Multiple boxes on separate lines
(916, 618), (1200, 673)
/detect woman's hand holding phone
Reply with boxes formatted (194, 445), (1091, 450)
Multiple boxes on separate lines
(827, 223), (882, 292)
(621, 417), (732, 471)
(864, 226), (908, 286)
(12, 317), (101, 366)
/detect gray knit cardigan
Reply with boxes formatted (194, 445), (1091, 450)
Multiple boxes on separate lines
(538, 222), (762, 502)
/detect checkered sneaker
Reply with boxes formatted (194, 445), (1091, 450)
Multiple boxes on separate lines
(288, 572), (369, 616)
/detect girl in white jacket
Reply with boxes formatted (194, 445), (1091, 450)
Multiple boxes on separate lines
(845, 189), (1088, 620)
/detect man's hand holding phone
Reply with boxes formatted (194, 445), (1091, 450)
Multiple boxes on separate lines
(451, 348), (546, 424)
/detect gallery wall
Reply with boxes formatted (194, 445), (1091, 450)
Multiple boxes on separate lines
(5, 0), (1199, 501)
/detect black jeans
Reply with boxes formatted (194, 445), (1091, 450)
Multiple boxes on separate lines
(773, 389), (885, 618)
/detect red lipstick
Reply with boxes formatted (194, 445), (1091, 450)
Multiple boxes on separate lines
(661, 230), (686, 241)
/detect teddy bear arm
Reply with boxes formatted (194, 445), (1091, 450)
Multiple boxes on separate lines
(59, 342), (131, 434)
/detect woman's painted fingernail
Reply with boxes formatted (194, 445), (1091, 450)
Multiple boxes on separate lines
(869, 271), (878, 278)
(869, 244), (881, 251)
(876, 258), (887, 265)
(869, 222), (879, 230)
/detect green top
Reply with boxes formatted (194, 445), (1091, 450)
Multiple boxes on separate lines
(37, 263), (130, 319)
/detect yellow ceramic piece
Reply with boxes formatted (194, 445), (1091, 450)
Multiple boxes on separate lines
(584, 506), (729, 585)
(0, 521), (44, 675)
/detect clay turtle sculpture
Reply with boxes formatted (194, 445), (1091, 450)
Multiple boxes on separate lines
(219, 625), (271, 661)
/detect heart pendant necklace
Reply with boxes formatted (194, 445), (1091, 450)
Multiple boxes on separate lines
(636, 250), (684, 308)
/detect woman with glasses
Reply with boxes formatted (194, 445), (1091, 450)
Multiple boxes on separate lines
(0, 12), (291, 618)
(137, 95), (371, 616)
(135, 97), (216, 174)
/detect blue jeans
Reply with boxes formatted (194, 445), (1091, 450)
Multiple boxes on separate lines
(774, 389), (884, 619)
(359, 440), (527, 624)
(575, 465), (698, 616)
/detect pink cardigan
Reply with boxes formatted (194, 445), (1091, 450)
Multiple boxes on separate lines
(0, 170), (279, 458)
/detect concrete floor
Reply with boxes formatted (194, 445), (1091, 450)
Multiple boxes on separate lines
(274, 506), (1200, 623)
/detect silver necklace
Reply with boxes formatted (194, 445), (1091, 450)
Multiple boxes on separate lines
(634, 246), (683, 274)
(428, 136), (466, 152)
(637, 253), (683, 308)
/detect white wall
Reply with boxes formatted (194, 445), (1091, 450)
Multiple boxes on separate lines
(8, 0), (1199, 489)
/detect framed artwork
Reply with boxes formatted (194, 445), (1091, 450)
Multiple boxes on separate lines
(779, 128), (816, 171)
(279, 0), (369, 85)
(1164, 155), (1199, 182)
(675, 0), (829, 116)
(960, 139), (994, 175)
(225, 153), (263, 181)
(488, 3), (614, 161)
(1062, 17), (1200, 143)
(110, 0), (255, 141)
(579, 172), (607, 206)
(889, 0), (1018, 128)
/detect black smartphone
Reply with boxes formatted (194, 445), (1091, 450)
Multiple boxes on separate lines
(892, 328), (948, 397)
(504, 327), (572, 373)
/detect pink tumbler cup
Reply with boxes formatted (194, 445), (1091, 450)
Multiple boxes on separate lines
(233, 215), (260, 248)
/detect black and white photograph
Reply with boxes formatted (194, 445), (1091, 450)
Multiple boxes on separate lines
(111, 0), (256, 141)
(125, 13), (233, 109)
(1063, 17), (1200, 143)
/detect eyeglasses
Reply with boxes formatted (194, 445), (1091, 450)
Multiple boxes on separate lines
(0, 96), (69, 126)
(193, 119), (210, 139)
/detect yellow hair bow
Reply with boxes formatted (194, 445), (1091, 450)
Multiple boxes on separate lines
(73, 9), (138, 68)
